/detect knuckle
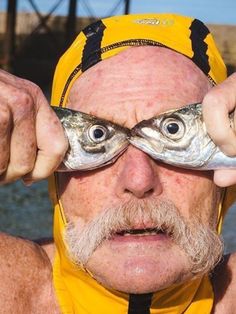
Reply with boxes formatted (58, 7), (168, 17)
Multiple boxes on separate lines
(203, 91), (223, 108)
(211, 128), (231, 145)
(51, 143), (67, 160)
(0, 106), (10, 126)
(22, 78), (39, 90)
(31, 166), (53, 181)
(222, 145), (236, 157)
(12, 91), (36, 120)
(50, 138), (68, 159)
(206, 126), (232, 151)
(31, 83), (44, 97)
(16, 91), (33, 109)
(27, 81), (47, 104)
(33, 171), (49, 181)
(214, 138), (230, 149)
(202, 92), (214, 104)
(19, 77), (41, 95)
(11, 163), (34, 177)
(0, 163), (8, 175)
(216, 134), (236, 156)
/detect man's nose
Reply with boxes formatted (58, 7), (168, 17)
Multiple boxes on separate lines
(115, 146), (163, 199)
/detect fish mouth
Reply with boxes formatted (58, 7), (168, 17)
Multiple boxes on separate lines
(129, 135), (164, 155)
(129, 125), (164, 154)
(92, 141), (129, 169)
(57, 139), (129, 172)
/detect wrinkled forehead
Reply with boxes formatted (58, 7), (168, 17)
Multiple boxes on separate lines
(66, 46), (212, 125)
(51, 14), (227, 111)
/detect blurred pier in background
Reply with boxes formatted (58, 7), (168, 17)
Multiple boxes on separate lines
(0, 0), (236, 92)
(0, 0), (132, 91)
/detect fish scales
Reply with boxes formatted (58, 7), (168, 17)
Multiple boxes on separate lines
(52, 106), (129, 171)
(129, 103), (236, 170)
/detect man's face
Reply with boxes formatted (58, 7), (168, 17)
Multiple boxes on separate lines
(58, 47), (222, 293)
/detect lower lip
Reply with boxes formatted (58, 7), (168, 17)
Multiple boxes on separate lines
(110, 233), (169, 243)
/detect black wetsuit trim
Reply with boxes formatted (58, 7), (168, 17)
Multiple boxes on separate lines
(189, 19), (210, 77)
(128, 293), (153, 314)
(81, 20), (106, 72)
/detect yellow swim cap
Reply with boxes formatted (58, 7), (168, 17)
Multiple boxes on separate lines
(51, 13), (227, 108)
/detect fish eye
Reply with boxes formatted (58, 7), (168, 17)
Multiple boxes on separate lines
(88, 125), (108, 143)
(161, 117), (185, 140)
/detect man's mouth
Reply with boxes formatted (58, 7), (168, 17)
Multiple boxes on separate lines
(116, 228), (166, 236)
(108, 227), (173, 243)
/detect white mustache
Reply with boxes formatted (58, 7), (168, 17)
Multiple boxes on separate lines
(64, 199), (223, 274)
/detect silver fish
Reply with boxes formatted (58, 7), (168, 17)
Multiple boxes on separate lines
(129, 103), (236, 170)
(52, 106), (129, 171)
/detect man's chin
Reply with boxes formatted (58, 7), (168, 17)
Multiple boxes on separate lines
(85, 240), (192, 294)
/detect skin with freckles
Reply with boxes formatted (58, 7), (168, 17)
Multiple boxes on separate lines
(58, 47), (222, 293)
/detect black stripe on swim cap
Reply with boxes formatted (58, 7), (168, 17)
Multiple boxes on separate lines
(128, 293), (153, 314)
(189, 19), (210, 76)
(81, 20), (106, 72)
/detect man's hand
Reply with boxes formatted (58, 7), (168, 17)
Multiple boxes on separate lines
(202, 72), (236, 187)
(0, 70), (68, 185)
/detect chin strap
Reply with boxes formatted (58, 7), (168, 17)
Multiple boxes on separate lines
(128, 293), (153, 314)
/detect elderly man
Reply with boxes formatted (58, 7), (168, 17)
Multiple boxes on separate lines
(0, 13), (236, 313)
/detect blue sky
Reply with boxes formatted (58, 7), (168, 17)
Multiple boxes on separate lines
(1, 0), (236, 25)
